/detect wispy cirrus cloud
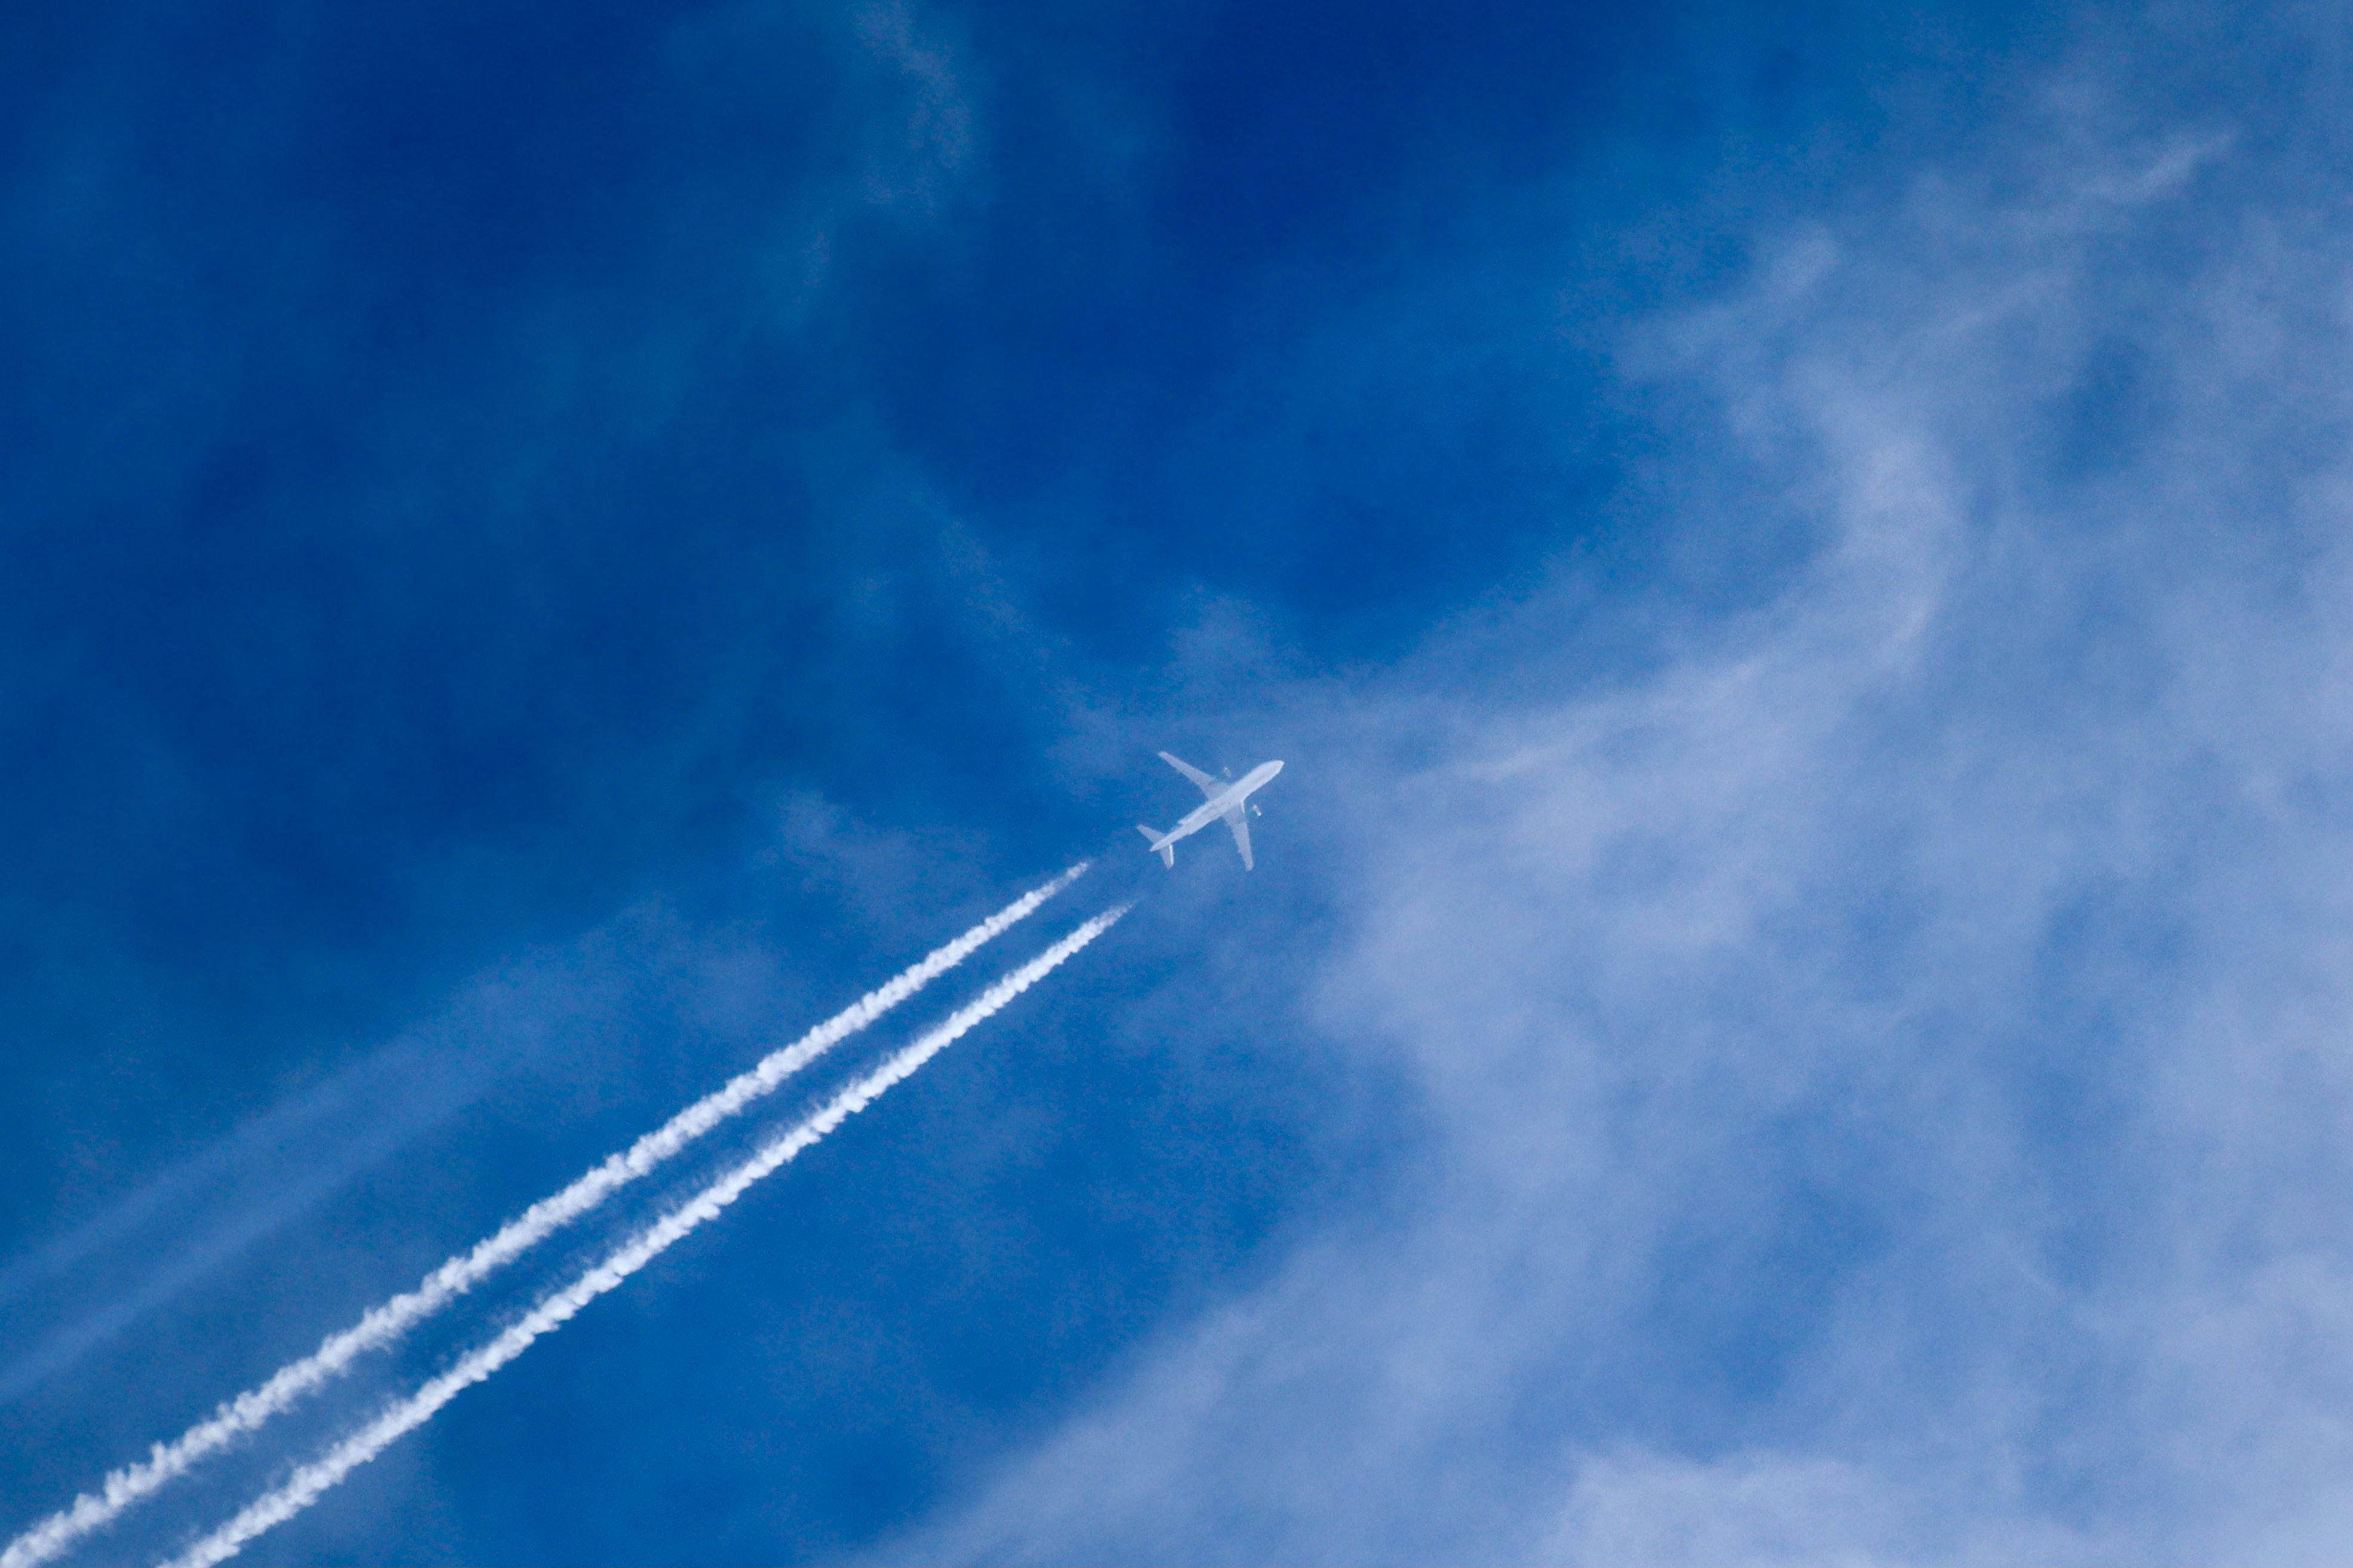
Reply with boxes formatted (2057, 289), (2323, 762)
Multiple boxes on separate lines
(896, 20), (2353, 1563)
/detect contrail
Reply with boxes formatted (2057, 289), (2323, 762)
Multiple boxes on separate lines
(166, 904), (1130, 1568)
(0, 865), (1087, 1568)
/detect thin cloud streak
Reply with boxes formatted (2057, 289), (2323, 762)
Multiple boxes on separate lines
(164, 902), (1132, 1568)
(0, 864), (1087, 1568)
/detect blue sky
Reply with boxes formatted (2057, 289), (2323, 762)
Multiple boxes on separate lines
(9, 1), (2353, 1562)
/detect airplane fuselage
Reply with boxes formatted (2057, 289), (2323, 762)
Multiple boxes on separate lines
(1167, 760), (1282, 844)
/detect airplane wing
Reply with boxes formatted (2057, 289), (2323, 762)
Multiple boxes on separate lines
(1223, 806), (1254, 870)
(1159, 751), (1221, 798)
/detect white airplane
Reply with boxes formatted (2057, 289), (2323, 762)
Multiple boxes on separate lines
(1138, 751), (1284, 870)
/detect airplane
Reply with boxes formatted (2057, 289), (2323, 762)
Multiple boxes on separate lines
(1137, 751), (1284, 870)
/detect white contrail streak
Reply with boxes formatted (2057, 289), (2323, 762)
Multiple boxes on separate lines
(1, 866), (1087, 1568)
(165, 903), (1129, 1568)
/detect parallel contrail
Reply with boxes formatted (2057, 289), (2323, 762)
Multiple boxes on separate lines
(166, 904), (1130, 1568)
(0, 865), (1087, 1568)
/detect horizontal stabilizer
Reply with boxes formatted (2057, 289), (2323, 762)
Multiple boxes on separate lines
(1136, 824), (1175, 867)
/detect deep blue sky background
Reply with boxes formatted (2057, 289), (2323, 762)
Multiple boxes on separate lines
(0, 0), (2028, 1221)
(16, 1), (2353, 1563)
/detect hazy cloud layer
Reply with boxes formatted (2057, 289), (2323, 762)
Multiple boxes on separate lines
(902, 29), (2353, 1564)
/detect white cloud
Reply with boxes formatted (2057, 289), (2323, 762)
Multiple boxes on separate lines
(893, 30), (2353, 1565)
(1540, 1449), (1986, 1567)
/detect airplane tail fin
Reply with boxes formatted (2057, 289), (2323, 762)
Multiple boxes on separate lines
(1136, 825), (1174, 867)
